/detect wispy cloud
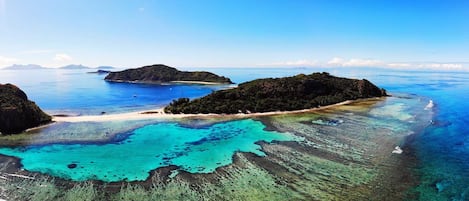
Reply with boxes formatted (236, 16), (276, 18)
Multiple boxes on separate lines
(327, 57), (383, 67)
(259, 57), (467, 71)
(0, 55), (18, 67)
(53, 53), (73, 62)
(385, 62), (464, 70)
(416, 63), (463, 70)
(387, 63), (412, 68)
(324, 57), (467, 71)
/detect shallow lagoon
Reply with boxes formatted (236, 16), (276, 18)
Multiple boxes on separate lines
(0, 119), (299, 182)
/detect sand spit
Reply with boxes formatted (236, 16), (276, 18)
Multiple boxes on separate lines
(52, 100), (361, 123)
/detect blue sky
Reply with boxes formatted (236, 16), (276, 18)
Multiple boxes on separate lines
(0, 0), (468, 69)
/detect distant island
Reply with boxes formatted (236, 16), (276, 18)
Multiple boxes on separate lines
(0, 84), (51, 134)
(105, 64), (233, 84)
(164, 72), (387, 114)
(96, 66), (116, 70)
(87, 69), (112, 74)
(59, 64), (91, 69)
(3, 64), (48, 70)
(2, 64), (119, 71)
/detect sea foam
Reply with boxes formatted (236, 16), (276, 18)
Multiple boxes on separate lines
(392, 146), (403, 154)
(424, 100), (434, 110)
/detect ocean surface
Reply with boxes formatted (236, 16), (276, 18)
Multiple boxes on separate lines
(1, 67), (468, 200)
(0, 69), (226, 115)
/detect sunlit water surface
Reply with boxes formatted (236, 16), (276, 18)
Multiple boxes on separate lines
(1, 68), (468, 200)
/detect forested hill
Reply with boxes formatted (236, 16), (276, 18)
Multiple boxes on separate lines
(0, 84), (51, 134)
(164, 72), (387, 114)
(105, 64), (233, 84)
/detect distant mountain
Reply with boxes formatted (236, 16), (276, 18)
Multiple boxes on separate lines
(59, 64), (91, 69)
(3, 64), (48, 70)
(96, 66), (116, 70)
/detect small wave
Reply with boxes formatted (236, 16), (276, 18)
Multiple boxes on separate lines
(424, 100), (434, 110)
(392, 146), (403, 154)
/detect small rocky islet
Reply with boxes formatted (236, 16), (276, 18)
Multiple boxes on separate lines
(104, 64), (234, 84)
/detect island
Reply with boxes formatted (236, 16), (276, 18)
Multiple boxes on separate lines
(2, 64), (48, 70)
(59, 64), (91, 70)
(87, 69), (112, 74)
(164, 72), (387, 114)
(104, 64), (233, 84)
(96, 66), (116, 70)
(0, 84), (52, 134)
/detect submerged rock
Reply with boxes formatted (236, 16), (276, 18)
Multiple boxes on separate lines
(0, 83), (51, 134)
(67, 163), (77, 169)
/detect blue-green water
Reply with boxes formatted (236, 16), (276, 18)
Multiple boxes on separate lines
(1, 68), (469, 199)
(0, 119), (299, 182)
(0, 69), (225, 115)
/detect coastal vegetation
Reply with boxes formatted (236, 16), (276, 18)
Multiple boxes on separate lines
(105, 64), (233, 84)
(0, 84), (51, 134)
(164, 72), (387, 114)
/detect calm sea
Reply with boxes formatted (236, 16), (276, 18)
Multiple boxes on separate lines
(1, 67), (468, 199)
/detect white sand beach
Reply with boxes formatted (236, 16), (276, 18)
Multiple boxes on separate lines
(52, 100), (355, 123)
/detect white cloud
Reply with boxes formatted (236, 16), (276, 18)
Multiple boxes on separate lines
(327, 57), (382, 67)
(0, 55), (18, 67)
(324, 57), (467, 71)
(386, 62), (464, 70)
(327, 57), (344, 66)
(343, 58), (382, 67)
(387, 63), (412, 68)
(54, 53), (73, 62)
(417, 63), (463, 70)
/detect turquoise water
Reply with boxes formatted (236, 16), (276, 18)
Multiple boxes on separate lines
(0, 119), (299, 182)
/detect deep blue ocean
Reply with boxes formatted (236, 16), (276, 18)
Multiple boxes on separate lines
(1, 67), (468, 200)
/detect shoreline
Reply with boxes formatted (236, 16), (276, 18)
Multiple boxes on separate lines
(51, 99), (376, 123)
(169, 80), (232, 85)
(104, 79), (232, 85)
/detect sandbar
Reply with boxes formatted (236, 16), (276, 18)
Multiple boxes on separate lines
(52, 100), (360, 123)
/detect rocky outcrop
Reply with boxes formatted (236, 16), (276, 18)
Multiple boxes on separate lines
(164, 72), (387, 114)
(104, 64), (233, 84)
(0, 84), (51, 134)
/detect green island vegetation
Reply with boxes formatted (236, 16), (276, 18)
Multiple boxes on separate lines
(104, 64), (233, 84)
(0, 84), (51, 134)
(164, 72), (387, 114)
